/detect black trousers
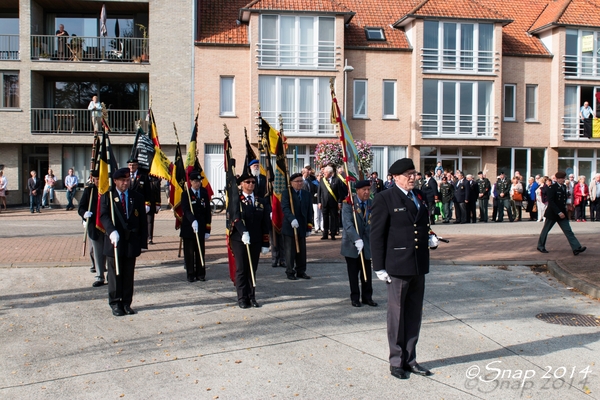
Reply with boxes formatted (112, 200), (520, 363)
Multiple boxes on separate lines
(345, 256), (373, 302)
(468, 201), (477, 222)
(231, 239), (260, 302)
(591, 199), (599, 221)
(322, 204), (338, 238)
(107, 256), (136, 309)
(427, 201), (436, 224)
(183, 237), (206, 279)
(497, 197), (513, 221)
(478, 198), (489, 221)
(454, 201), (467, 223)
(284, 234), (307, 277)
(387, 274), (425, 369)
(147, 213), (155, 240)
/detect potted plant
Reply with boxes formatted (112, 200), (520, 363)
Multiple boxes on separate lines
(39, 52), (51, 61)
(136, 23), (148, 62)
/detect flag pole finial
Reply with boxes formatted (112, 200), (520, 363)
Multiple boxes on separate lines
(223, 123), (230, 138)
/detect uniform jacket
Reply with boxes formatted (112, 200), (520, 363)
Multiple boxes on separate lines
(468, 180), (479, 203)
(253, 173), (268, 199)
(100, 188), (148, 258)
(231, 192), (270, 248)
(180, 187), (212, 239)
(420, 177), (439, 203)
(370, 186), (430, 276)
(496, 178), (511, 197)
(318, 175), (346, 208)
(453, 179), (470, 203)
(146, 176), (162, 214)
(544, 182), (568, 221)
(130, 171), (150, 201)
(341, 196), (372, 259)
(370, 178), (385, 194)
(281, 188), (314, 237)
(28, 177), (43, 195)
(439, 182), (454, 203)
(78, 184), (103, 241)
(477, 178), (491, 199)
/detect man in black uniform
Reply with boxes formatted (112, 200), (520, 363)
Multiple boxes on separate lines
(78, 171), (106, 287)
(439, 176), (454, 223)
(476, 171), (491, 222)
(371, 158), (433, 380)
(421, 171), (439, 225)
(146, 175), (162, 244)
(369, 172), (385, 194)
(180, 171), (212, 282)
(496, 171), (513, 222)
(318, 165), (345, 240)
(537, 171), (586, 255)
(467, 174), (478, 223)
(230, 171), (270, 308)
(100, 168), (147, 317)
(453, 171), (469, 224)
(128, 158), (150, 247)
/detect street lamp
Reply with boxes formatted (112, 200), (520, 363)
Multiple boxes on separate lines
(343, 59), (354, 116)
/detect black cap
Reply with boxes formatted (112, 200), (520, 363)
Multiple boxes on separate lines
(113, 167), (130, 180)
(389, 158), (415, 175)
(555, 171), (567, 179)
(189, 171), (201, 181)
(90, 170), (99, 178)
(127, 157), (138, 164)
(290, 173), (302, 181)
(499, 171), (505, 175)
(355, 180), (370, 189)
(478, 171), (483, 175)
(237, 170), (255, 185)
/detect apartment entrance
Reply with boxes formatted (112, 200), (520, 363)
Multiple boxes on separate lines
(23, 145), (49, 205)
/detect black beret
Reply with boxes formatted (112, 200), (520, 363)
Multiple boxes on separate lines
(237, 170), (255, 185)
(499, 171), (505, 175)
(189, 171), (201, 181)
(355, 180), (370, 189)
(478, 171), (483, 175)
(290, 173), (302, 181)
(113, 167), (130, 180)
(127, 157), (138, 164)
(555, 171), (567, 179)
(389, 158), (415, 175)
(90, 170), (99, 178)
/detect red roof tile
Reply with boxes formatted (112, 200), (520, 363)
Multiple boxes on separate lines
(197, 0), (248, 44)
(556, 0), (600, 28)
(243, 0), (352, 13)
(398, 0), (510, 23)
(529, 0), (571, 32)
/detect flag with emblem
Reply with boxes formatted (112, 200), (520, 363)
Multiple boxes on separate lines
(94, 130), (118, 232)
(185, 110), (213, 198)
(331, 85), (359, 203)
(169, 142), (186, 229)
(260, 117), (287, 233)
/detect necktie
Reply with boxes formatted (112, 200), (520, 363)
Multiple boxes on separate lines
(195, 190), (200, 199)
(360, 201), (366, 220)
(407, 191), (419, 209)
(248, 195), (253, 209)
(297, 190), (301, 204)
(121, 192), (127, 215)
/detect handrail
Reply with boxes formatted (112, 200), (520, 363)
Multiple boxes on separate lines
(562, 54), (600, 77)
(31, 108), (148, 134)
(420, 113), (495, 137)
(0, 34), (19, 60)
(256, 42), (336, 69)
(421, 48), (494, 73)
(260, 110), (335, 136)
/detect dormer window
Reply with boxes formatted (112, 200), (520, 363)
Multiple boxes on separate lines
(365, 27), (385, 41)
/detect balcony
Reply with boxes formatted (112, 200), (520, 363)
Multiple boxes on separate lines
(563, 55), (600, 78)
(420, 113), (496, 138)
(31, 108), (147, 134)
(31, 35), (148, 63)
(561, 116), (600, 140)
(421, 48), (494, 73)
(260, 111), (335, 136)
(0, 34), (19, 60)
(256, 42), (336, 69)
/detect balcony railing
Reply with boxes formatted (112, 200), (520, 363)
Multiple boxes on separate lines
(420, 113), (495, 137)
(0, 34), (19, 60)
(260, 111), (335, 136)
(563, 54), (600, 78)
(31, 108), (148, 134)
(422, 48), (494, 73)
(256, 42), (336, 69)
(30, 35), (149, 63)
(561, 116), (600, 139)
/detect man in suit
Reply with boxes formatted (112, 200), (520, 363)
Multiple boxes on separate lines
(439, 176), (454, 223)
(421, 171), (439, 225)
(78, 170), (106, 287)
(476, 171), (491, 222)
(249, 159), (267, 198)
(318, 165), (345, 240)
(282, 173), (314, 280)
(453, 171), (469, 224)
(146, 175), (162, 245)
(496, 171), (513, 222)
(341, 180), (377, 307)
(100, 167), (148, 317)
(180, 171), (212, 282)
(537, 171), (586, 256)
(27, 170), (43, 213)
(371, 158), (433, 380)
(369, 172), (385, 194)
(230, 171), (270, 308)
(466, 174), (478, 223)
(128, 158), (150, 247)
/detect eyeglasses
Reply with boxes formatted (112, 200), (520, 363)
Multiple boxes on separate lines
(243, 180), (256, 184)
(291, 179), (303, 183)
(402, 171), (417, 177)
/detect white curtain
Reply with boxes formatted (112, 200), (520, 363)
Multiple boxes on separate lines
(220, 77), (234, 115)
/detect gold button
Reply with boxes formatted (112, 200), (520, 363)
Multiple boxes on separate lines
(414, 231), (418, 234)
(414, 238), (418, 242)
(413, 224), (417, 227)
(415, 245), (419, 249)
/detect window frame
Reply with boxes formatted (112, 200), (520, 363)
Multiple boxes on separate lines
(0, 71), (19, 108)
(382, 80), (396, 119)
(219, 76), (235, 117)
(525, 84), (538, 122)
(353, 79), (368, 119)
(503, 84), (516, 121)
(365, 27), (385, 41)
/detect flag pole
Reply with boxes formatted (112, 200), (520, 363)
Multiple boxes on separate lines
(82, 131), (100, 256)
(257, 105), (277, 249)
(278, 115), (300, 253)
(174, 123), (204, 267)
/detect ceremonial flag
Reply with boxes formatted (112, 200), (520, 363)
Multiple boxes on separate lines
(260, 117), (287, 233)
(147, 108), (172, 181)
(95, 130), (117, 232)
(185, 111), (213, 198)
(594, 119), (600, 138)
(169, 142), (186, 229)
(331, 86), (359, 203)
(583, 118), (600, 138)
(224, 132), (240, 283)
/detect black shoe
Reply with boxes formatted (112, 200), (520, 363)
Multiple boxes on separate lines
(287, 274), (298, 280)
(537, 248), (549, 253)
(112, 307), (125, 317)
(238, 300), (250, 309)
(272, 262), (278, 268)
(320, 236), (328, 240)
(187, 276), (195, 282)
(279, 262), (287, 268)
(408, 363), (432, 376)
(442, 220), (449, 224)
(250, 299), (261, 308)
(390, 366), (409, 380)
(31, 211), (34, 213)
(297, 273), (311, 279)
(148, 239), (154, 245)
(123, 305), (137, 315)
(330, 236), (336, 240)
(362, 300), (378, 307)
(90, 267), (96, 273)
(573, 246), (587, 256)
(196, 277), (205, 282)
(351, 300), (361, 307)
(92, 280), (105, 287)
(453, 221), (460, 224)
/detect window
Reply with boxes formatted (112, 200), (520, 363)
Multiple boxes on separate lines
(258, 75), (334, 136)
(382, 80), (396, 119)
(525, 84), (537, 121)
(0, 18), (20, 60)
(504, 84), (516, 121)
(258, 15), (335, 69)
(353, 80), (367, 118)
(1, 71), (19, 108)
(365, 27), (385, 41)
(422, 20), (493, 73)
(421, 79), (493, 137)
(565, 29), (600, 77)
(220, 77), (234, 116)
(371, 146), (407, 175)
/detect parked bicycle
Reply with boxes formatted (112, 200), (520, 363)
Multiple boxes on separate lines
(211, 189), (226, 214)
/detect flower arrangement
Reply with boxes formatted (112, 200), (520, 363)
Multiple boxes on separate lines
(314, 139), (374, 174)
(355, 140), (373, 173)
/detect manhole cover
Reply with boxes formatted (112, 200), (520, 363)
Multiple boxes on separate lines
(536, 313), (600, 327)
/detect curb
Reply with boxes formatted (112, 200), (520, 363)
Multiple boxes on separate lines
(548, 260), (600, 299)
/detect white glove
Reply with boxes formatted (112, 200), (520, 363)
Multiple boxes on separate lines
(270, 212), (272, 220)
(291, 219), (299, 229)
(375, 269), (392, 283)
(242, 231), (251, 245)
(354, 239), (364, 254)
(429, 234), (439, 249)
(145, 205), (150, 214)
(155, 205), (161, 213)
(82, 220), (87, 227)
(204, 233), (210, 240)
(306, 230), (312, 237)
(109, 231), (120, 246)
(261, 247), (270, 255)
(192, 220), (198, 233)
(83, 211), (93, 219)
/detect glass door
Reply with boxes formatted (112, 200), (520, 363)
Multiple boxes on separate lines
(578, 160), (592, 181)
(441, 159), (457, 174)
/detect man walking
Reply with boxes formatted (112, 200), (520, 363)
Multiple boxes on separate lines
(453, 171), (469, 224)
(78, 171), (106, 287)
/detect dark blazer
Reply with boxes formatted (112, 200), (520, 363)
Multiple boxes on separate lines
(453, 179), (469, 203)
(27, 177), (43, 195)
(231, 192), (270, 248)
(78, 184), (103, 241)
(421, 177), (439, 203)
(318, 175), (346, 208)
(130, 171), (150, 201)
(180, 187), (212, 239)
(341, 196), (372, 259)
(468, 180), (479, 203)
(146, 176), (162, 214)
(370, 178), (385, 194)
(100, 188), (148, 258)
(370, 186), (430, 276)
(281, 188), (314, 237)
(253, 173), (268, 199)
(544, 182), (568, 221)
(496, 178), (511, 197)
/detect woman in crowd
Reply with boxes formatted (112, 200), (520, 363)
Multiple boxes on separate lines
(525, 176), (538, 221)
(510, 176), (524, 221)
(535, 176), (549, 222)
(0, 170), (7, 212)
(384, 173), (394, 189)
(573, 175), (589, 222)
